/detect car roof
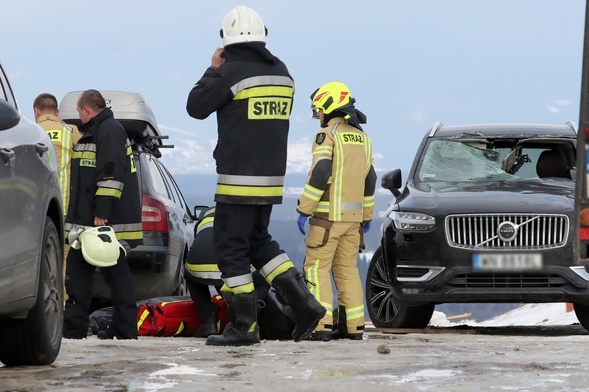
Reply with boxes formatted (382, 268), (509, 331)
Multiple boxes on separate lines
(429, 122), (577, 139)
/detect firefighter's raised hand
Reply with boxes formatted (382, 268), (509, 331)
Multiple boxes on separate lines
(211, 48), (225, 68)
(297, 214), (308, 235)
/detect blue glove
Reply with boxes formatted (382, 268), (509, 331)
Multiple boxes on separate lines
(363, 220), (371, 234)
(297, 214), (308, 235)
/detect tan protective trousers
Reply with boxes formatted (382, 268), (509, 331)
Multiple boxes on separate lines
(303, 220), (365, 334)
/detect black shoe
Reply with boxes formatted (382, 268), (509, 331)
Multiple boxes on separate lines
(63, 333), (86, 340)
(331, 330), (363, 340)
(205, 323), (260, 346)
(305, 331), (332, 342)
(194, 320), (218, 338)
(97, 329), (114, 340)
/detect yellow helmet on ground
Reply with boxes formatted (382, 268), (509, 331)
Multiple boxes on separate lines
(79, 226), (126, 268)
(220, 6), (267, 47)
(310, 81), (354, 116)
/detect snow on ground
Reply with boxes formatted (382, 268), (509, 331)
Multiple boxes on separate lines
(429, 303), (580, 327)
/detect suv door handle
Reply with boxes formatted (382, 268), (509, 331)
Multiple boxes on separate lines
(35, 143), (49, 156)
(1, 148), (15, 166)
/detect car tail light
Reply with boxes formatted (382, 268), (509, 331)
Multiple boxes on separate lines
(142, 194), (169, 232)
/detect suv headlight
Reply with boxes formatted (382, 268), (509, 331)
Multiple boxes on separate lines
(390, 211), (436, 231)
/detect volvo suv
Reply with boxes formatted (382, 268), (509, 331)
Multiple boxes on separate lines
(0, 61), (64, 366)
(59, 91), (196, 304)
(365, 122), (589, 331)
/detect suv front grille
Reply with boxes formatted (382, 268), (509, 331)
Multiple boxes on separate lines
(446, 214), (569, 250)
(449, 273), (567, 288)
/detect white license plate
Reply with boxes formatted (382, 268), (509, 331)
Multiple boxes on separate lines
(472, 253), (543, 271)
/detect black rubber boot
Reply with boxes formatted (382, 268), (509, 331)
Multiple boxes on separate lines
(194, 311), (218, 338)
(206, 292), (260, 346)
(271, 268), (327, 342)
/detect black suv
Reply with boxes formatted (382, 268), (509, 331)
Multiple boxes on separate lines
(365, 122), (589, 331)
(59, 91), (197, 304)
(0, 62), (64, 366)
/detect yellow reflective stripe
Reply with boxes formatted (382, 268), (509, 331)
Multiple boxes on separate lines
(333, 128), (345, 220)
(234, 86), (294, 100)
(302, 184), (323, 201)
(225, 282), (255, 295)
(197, 216), (214, 232)
(315, 201), (329, 213)
(321, 302), (333, 313)
(305, 260), (320, 299)
(174, 321), (185, 336)
(364, 136), (372, 175)
(72, 150), (96, 159)
(363, 195), (375, 208)
(137, 309), (150, 330)
(261, 255), (294, 283)
(114, 231), (143, 241)
(313, 146), (333, 155)
(96, 188), (122, 198)
(216, 184), (283, 197)
(346, 305), (365, 320)
(187, 263), (220, 272)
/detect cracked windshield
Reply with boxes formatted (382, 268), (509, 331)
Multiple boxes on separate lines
(419, 139), (548, 184)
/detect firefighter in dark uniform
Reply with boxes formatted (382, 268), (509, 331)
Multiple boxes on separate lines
(186, 5), (325, 346)
(63, 89), (143, 340)
(297, 82), (377, 341)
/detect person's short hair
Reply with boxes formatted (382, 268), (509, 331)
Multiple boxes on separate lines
(78, 89), (106, 111)
(33, 93), (58, 112)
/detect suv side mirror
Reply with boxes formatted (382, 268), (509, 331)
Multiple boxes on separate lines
(381, 169), (402, 197)
(0, 100), (19, 131)
(193, 205), (209, 221)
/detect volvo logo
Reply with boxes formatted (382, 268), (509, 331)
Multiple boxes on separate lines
(497, 221), (518, 242)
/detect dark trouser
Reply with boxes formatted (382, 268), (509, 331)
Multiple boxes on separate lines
(63, 248), (137, 339)
(213, 203), (284, 284)
(186, 278), (215, 316)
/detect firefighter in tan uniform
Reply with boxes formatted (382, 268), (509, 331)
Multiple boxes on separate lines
(297, 82), (377, 341)
(34, 93), (82, 300)
(34, 93), (82, 216)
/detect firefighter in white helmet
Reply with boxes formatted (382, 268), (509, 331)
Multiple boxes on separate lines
(186, 5), (325, 346)
(297, 81), (377, 341)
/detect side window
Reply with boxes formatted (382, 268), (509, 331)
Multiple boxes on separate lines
(0, 65), (18, 109)
(159, 163), (187, 210)
(145, 156), (170, 199)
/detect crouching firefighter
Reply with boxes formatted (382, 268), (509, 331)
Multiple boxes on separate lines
(185, 206), (297, 340)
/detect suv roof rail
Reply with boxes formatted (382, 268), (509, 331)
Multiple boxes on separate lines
(428, 122), (444, 137)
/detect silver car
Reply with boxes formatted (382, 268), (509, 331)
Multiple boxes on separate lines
(0, 62), (64, 366)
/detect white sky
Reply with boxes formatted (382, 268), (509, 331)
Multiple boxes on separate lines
(2, 0), (586, 176)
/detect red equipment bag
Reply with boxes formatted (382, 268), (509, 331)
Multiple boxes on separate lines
(136, 295), (230, 337)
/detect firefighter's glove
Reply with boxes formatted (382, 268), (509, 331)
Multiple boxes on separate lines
(297, 214), (308, 235)
(363, 220), (372, 234)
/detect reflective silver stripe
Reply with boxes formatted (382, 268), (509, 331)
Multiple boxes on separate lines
(259, 253), (291, 278)
(217, 174), (284, 186)
(110, 223), (143, 233)
(187, 270), (222, 280)
(224, 273), (253, 288)
(97, 180), (124, 191)
(230, 75), (295, 95)
(74, 143), (96, 152)
(342, 202), (363, 210)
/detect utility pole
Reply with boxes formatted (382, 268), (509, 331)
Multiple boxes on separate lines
(575, 0), (589, 265)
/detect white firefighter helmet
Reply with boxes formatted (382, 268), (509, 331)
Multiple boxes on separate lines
(79, 226), (126, 268)
(220, 6), (267, 47)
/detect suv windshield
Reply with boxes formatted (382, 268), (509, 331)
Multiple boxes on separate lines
(418, 139), (574, 184)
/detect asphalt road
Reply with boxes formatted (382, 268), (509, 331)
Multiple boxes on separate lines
(1, 326), (589, 392)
